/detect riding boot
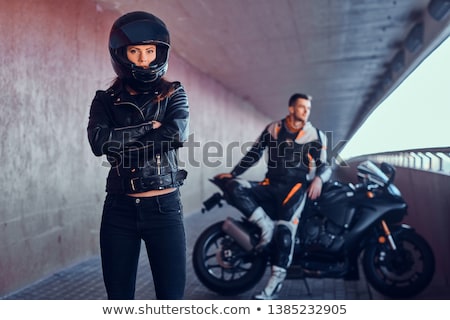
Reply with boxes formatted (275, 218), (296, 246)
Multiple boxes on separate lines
(249, 207), (274, 249)
(253, 265), (287, 300)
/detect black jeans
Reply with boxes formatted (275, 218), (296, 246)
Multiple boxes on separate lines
(100, 190), (186, 299)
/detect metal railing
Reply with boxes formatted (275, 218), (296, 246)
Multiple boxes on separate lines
(345, 147), (450, 175)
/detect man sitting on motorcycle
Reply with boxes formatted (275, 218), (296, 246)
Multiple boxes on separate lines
(216, 93), (332, 300)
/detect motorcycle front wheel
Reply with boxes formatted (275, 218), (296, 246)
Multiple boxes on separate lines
(362, 227), (435, 298)
(192, 221), (267, 295)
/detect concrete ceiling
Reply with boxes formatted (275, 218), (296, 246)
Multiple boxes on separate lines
(96, 0), (450, 150)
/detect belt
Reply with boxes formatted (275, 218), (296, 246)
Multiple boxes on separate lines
(107, 170), (188, 194)
(130, 170), (187, 192)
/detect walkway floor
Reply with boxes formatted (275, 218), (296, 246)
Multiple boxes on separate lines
(2, 206), (449, 300)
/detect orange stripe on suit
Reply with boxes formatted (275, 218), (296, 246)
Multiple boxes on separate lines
(282, 182), (302, 206)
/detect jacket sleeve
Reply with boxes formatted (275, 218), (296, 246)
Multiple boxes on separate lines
(136, 84), (190, 152)
(86, 90), (153, 157)
(230, 126), (269, 177)
(315, 130), (332, 183)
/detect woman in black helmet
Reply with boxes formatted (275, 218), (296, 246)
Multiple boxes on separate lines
(87, 11), (189, 300)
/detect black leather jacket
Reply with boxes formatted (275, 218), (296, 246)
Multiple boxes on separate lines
(87, 80), (189, 194)
(231, 118), (331, 184)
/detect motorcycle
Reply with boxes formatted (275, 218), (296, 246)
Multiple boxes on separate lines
(192, 160), (435, 298)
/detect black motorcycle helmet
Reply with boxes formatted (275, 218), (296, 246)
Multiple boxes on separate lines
(109, 11), (170, 90)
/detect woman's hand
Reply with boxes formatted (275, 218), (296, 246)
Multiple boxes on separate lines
(152, 121), (162, 129)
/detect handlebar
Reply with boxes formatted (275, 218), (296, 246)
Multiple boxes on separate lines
(201, 192), (223, 213)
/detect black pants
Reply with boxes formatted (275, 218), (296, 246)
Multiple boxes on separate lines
(227, 179), (307, 267)
(100, 190), (186, 299)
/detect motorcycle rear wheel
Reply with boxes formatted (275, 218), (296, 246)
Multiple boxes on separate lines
(192, 221), (267, 295)
(362, 227), (435, 298)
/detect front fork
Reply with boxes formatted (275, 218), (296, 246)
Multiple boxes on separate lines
(380, 220), (397, 250)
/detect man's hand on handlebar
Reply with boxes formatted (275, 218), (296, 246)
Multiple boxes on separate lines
(214, 173), (234, 180)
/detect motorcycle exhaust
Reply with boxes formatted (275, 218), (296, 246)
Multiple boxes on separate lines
(222, 218), (254, 252)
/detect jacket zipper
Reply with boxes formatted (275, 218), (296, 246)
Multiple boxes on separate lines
(156, 153), (161, 175)
(113, 95), (163, 174)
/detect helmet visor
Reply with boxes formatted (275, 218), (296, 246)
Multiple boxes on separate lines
(110, 19), (170, 49)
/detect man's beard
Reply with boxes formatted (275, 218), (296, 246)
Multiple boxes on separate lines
(285, 115), (304, 132)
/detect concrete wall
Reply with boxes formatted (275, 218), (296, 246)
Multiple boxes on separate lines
(335, 163), (450, 288)
(0, 0), (269, 296)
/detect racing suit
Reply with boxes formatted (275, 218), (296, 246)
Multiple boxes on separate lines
(228, 118), (331, 269)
